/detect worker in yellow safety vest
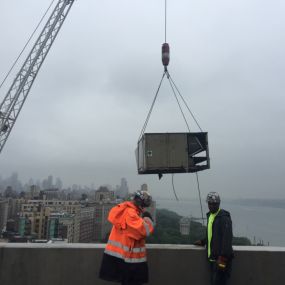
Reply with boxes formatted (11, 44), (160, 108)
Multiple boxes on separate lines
(99, 190), (154, 285)
(195, 192), (233, 285)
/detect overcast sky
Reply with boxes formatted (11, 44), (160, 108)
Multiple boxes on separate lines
(0, 0), (284, 200)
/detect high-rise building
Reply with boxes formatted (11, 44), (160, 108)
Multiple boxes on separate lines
(93, 187), (117, 242)
(20, 203), (52, 239)
(19, 200), (81, 242)
(18, 216), (32, 237)
(39, 188), (60, 200)
(93, 201), (115, 242)
(0, 200), (8, 232)
(115, 178), (129, 199)
(28, 185), (40, 200)
(48, 212), (76, 243)
(95, 186), (115, 202)
(79, 205), (95, 243)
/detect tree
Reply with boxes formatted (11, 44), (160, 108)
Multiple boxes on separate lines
(147, 208), (250, 245)
(233, 237), (251, 245)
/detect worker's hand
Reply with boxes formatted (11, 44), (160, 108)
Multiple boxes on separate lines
(217, 256), (227, 271)
(142, 211), (153, 221)
(193, 240), (203, 246)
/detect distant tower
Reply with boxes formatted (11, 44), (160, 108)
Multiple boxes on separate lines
(55, 177), (63, 190)
(115, 178), (129, 199)
(47, 175), (53, 189)
(30, 185), (40, 199)
(0, 200), (8, 232)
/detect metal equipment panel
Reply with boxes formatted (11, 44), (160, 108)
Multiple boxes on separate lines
(168, 133), (188, 168)
(145, 133), (168, 169)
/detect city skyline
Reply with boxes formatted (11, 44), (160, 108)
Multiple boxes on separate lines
(0, 172), (133, 193)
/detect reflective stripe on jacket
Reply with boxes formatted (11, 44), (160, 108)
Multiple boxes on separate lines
(105, 201), (154, 263)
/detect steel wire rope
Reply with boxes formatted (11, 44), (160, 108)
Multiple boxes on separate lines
(138, 72), (166, 141)
(171, 174), (179, 201)
(166, 70), (191, 132)
(0, 0), (56, 90)
(168, 74), (203, 132)
(165, 0), (167, 43)
(196, 172), (205, 226)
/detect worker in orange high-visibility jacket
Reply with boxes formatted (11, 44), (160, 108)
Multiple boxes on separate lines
(99, 190), (154, 285)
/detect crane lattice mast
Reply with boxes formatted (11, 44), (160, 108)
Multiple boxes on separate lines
(0, 0), (74, 154)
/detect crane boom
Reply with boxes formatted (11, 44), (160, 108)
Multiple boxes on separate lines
(0, 0), (74, 154)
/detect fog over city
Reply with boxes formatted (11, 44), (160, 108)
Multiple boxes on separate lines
(0, 0), (284, 199)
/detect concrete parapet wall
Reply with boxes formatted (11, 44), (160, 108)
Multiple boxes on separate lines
(0, 243), (284, 285)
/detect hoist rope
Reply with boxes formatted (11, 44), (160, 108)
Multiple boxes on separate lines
(138, 72), (166, 141)
(0, 0), (56, 90)
(138, 70), (203, 139)
(168, 74), (203, 132)
(196, 172), (205, 226)
(164, 0), (167, 42)
(171, 174), (179, 201)
(167, 71), (191, 132)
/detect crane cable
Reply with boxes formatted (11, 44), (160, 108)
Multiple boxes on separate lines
(196, 172), (205, 226)
(138, 72), (166, 141)
(0, 0), (56, 90)
(165, 0), (167, 43)
(138, 71), (202, 139)
(171, 174), (179, 201)
(167, 70), (191, 133)
(168, 73), (203, 132)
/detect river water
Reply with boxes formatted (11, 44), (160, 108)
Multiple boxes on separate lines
(156, 199), (285, 247)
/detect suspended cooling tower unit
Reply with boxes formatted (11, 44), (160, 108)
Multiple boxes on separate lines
(136, 132), (210, 175)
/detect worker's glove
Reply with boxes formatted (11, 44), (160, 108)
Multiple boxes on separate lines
(193, 240), (205, 246)
(142, 211), (153, 222)
(217, 256), (227, 271)
(193, 240), (203, 246)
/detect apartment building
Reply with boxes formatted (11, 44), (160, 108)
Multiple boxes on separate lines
(0, 200), (8, 232)
(79, 205), (95, 243)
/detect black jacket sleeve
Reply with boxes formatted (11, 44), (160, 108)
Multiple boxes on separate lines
(220, 214), (233, 258)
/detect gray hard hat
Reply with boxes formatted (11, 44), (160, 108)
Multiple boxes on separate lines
(206, 192), (221, 204)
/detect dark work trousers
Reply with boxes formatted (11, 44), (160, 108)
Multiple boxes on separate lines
(210, 261), (231, 285)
